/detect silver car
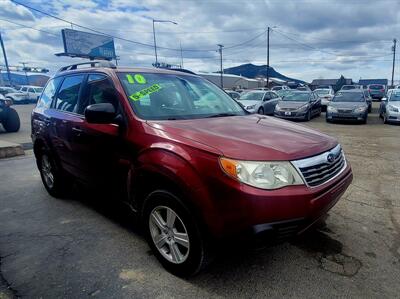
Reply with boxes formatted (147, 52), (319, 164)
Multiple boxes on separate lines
(326, 90), (369, 123)
(379, 89), (400, 124)
(314, 88), (335, 111)
(237, 90), (281, 115)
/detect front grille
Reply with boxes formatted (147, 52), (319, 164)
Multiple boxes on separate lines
(338, 109), (352, 113)
(280, 107), (297, 111)
(292, 145), (346, 187)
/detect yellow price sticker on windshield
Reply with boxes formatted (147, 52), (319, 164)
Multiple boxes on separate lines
(129, 84), (161, 101)
(126, 74), (147, 84)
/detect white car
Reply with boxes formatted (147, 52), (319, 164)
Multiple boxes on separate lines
(17, 85), (43, 103)
(314, 88), (335, 111)
(271, 85), (290, 91)
(379, 89), (400, 124)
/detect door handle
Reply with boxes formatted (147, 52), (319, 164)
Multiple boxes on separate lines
(72, 127), (83, 136)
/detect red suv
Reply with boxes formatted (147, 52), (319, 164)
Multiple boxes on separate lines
(31, 61), (353, 276)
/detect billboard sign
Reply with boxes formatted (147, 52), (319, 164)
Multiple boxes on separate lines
(61, 29), (116, 60)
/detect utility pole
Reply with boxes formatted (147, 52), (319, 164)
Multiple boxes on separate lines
(20, 62), (29, 85)
(266, 26), (270, 88)
(180, 41), (184, 68)
(218, 44), (224, 88)
(152, 20), (158, 67)
(391, 38), (396, 88)
(0, 32), (12, 86)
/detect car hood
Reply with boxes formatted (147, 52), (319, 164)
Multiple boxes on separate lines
(388, 101), (400, 108)
(329, 102), (367, 109)
(147, 115), (337, 161)
(278, 101), (308, 109)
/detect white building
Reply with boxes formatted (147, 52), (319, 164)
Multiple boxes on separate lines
(197, 72), (261, 89)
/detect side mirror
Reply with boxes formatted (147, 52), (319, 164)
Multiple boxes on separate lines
(85, 103), (116, 124)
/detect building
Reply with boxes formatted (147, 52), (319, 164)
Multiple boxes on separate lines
(310, 77), (353, 90)
(197, 72), (261, 89)
(358, 79), (388, 88)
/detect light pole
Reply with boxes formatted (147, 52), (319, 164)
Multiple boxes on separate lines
(152, 19), (178, 67)
(218, 44), (224, 88)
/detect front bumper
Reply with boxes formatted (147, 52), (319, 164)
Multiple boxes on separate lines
(326, 111), (367, 121)
(207, 163), (353, 239)
(386, 111), (400, 122)
(274, 110), (307, 119)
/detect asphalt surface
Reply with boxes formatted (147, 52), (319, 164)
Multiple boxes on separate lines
(0, 103), (399, 298)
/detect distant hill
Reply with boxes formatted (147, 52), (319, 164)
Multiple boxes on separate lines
(223, 63), (305, 84)
(0, 72), (50, 87)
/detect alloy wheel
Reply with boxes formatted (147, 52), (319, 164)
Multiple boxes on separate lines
(149, 206), (190, 264)
(41, 155), (54, 189)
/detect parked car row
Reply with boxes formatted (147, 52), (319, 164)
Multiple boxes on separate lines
(379, 89), (400, 124)
(0, 85), (43, 104)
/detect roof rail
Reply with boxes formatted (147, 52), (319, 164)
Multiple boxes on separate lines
(57, 60), (116, 73)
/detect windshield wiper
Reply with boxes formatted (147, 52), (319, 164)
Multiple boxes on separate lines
(206, 113), (239, 118)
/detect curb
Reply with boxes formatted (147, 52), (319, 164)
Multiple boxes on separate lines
(0, 141), (25, 159)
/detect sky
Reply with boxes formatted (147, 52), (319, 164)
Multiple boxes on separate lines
(0, 0), (399, 83)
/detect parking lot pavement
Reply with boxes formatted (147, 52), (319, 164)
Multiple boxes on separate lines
(0, 102), (399, 298)
(0, 104), (35, 148)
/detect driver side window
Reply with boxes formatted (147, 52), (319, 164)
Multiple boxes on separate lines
(263, 92), (271, 101)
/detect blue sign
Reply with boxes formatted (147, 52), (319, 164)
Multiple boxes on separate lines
(61, 29), (116, 60)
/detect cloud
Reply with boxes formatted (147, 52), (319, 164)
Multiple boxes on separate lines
(0, 0), (398, 82)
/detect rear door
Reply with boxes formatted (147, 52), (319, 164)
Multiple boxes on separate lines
(269, 91), (281, 113)
(310, 92), (321, 114)
(49, 74), (86, 176)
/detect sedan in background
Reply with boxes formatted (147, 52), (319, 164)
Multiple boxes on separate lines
(314, 88), (335, 111)
(225, 90), (241, 100)
(379, 89), (400, 124)
(237, 90), (281, 115)
(326, 90), (369, 124)
(274, 91), (321, 121)
(340, 85), (362, 91)
(367, 84), (386, 100)
(271, 85), (290, 91)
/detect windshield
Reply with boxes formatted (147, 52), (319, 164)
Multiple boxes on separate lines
(333, 92), (365, 102)
(282, 92), (310, 102)
(389, 91), (400, 101)
(315, 90), (330, 95)
(238, 91), (264, 101)
(369, 85), (383, 90)
(118, 72), (245, 120)
(341, 86), (356, 90)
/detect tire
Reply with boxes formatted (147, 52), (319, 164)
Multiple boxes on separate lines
(361, 116), (367, 124)
(368, 105), (372, 113)
(257, 107), (264, 115)
(305, 110), (311, 121)
(5, 97), (14, 105)
(2, 108), (20, 132)
(37, 150), (71, 198)
(143, 190), (212, 277)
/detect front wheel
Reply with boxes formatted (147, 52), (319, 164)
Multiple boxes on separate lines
(305, 110), (311, 121)
(143, 190), (211, 277)
(257, 107), (264, 115)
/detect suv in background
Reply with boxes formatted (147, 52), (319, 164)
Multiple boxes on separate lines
(17, 85), (43, 103)
(31, 61), (353, 276)
(367, 84), (386, 100)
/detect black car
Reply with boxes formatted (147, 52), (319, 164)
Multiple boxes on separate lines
(274, 91), (321, 121)
(0, 95), (20, 132)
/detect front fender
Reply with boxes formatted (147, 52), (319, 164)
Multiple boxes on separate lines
(132, 145), (223, 236)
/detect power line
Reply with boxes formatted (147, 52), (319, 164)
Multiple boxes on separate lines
(0, 18), (59, 37)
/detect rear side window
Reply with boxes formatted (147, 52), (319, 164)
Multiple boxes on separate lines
(37, 78), (62, 109)
(55, 75), (84, 113)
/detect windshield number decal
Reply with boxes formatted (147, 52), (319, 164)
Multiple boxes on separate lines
(126, 74), (147, 84)
(129, 84), (161, 101)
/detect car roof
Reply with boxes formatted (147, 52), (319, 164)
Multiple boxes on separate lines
(337, 90), (363, 93)
(56, 66), (199, 78)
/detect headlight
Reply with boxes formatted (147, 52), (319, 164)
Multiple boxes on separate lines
(354, 106), (367, 113)
(327, 106), (337, 112)
(246, 104), (256, 110)
(297, 104), (309, 112)
(275, 104), (281, 111)
(220, 158), (304, 190)
(388, 105), (399, 112)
